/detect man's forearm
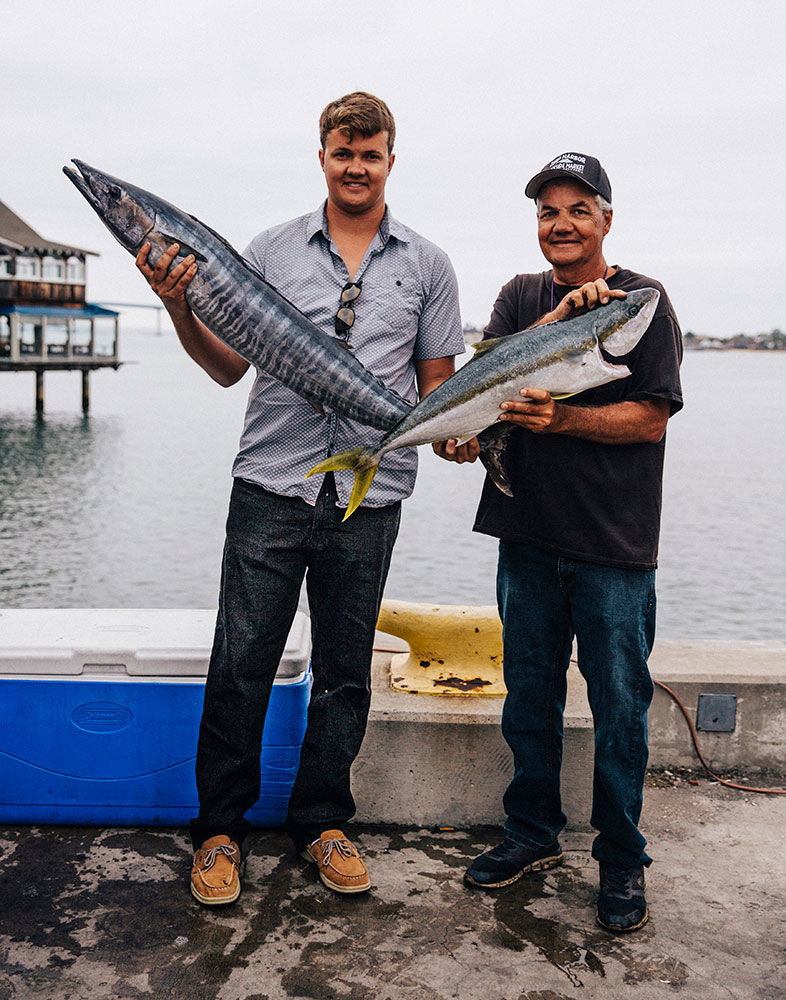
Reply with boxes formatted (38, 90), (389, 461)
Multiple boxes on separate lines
(167, 305), (250, 387)
(547, 399), (669, 444)
(499, 388), (670, 444)
(136, 241), (249, 388)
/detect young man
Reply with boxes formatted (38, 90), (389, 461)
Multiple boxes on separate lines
(136, 92), (464, 904)
(436, 152), (683, 932)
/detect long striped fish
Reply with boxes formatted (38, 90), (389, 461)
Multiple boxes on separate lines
(63, 160), (411, 431)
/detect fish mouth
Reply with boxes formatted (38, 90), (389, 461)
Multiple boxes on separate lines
(63, 159), (156, 251)
(63, 159), (131, 215)
(600, 288), (660, 355)
(62, 160), (100, 209)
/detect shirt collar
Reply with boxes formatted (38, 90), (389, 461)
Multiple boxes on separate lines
(306, 202), (410, 247)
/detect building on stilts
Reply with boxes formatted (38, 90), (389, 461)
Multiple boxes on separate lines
(0, 199), (119, 412)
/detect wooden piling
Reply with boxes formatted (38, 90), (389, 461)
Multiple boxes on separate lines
(35, 370), (44, 414)
(81, 370), (90, 412)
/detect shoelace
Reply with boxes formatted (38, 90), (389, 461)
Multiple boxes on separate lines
(602, 867), (641, 895)
(199, 843), (238, 872)
(316, 838), (354, 866)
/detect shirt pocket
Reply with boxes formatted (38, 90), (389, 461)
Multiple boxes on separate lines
(362, 279), (421, 355)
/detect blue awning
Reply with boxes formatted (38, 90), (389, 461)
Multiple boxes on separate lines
(0, 303), (119, 319)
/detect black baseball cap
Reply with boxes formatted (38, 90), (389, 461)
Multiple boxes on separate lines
(525, 152), (612, 203)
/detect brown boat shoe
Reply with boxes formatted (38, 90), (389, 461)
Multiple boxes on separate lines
(190, 834), (241, 905)
(300, 830), (371, 894)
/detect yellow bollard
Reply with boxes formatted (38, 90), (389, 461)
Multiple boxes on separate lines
(376, 599), (505, 696)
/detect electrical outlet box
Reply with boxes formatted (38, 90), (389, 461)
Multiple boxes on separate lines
(696, 693), (737, 732)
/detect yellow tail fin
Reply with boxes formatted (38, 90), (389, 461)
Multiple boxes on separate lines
(306, 448), (379, 521)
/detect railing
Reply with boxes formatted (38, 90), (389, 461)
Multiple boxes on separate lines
(0, 278), (86, 305)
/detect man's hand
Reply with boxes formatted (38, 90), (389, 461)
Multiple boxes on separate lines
(417, 356), (481, 463)
(499, 388), (561, 433)
(134, 240), (249, 387)
(499, 390), (670, 444)
(432, 437), (480, 463)
(136, 241), (197, 319)
(536, 279), (627, 326)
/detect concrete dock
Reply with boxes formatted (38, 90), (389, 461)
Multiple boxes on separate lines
(1, 622), (784, 998)
(353, 640), (786, 830)
(1, 776), (784, 1000)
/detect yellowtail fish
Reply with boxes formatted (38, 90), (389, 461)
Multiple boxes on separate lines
(308, 288), (660, 518)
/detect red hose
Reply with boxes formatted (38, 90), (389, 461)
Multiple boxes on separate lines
(652, 679), (786, 795)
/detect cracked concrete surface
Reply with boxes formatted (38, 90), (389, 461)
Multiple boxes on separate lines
(0, 781), (784, 1000)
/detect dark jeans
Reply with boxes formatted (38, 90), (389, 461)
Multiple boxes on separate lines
(190, 475), (400, 852)
(497, 541), (656, 869)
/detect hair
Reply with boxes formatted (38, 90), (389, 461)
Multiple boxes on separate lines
(319, 91), (396, 155)
(536, 191), (613, 213)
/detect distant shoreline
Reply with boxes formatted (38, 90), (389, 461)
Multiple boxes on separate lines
(461, 327), (785, 351)
(682, 331), (785, 351)
(683, 345), (786, 351)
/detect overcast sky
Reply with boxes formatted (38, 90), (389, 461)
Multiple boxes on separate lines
(4, 0), (784, 335)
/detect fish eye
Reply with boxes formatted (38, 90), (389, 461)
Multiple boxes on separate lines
(108, 184), (122, 200)
(629, 304), (639, 315)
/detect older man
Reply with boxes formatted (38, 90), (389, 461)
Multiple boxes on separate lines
(137, 92), (464, 904)
(437, 152), (683, 932)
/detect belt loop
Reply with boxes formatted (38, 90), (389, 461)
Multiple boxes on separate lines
(317, 471), (337, 503)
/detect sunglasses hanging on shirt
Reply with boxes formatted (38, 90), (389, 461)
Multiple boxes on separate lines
(335, 281), (362, 341)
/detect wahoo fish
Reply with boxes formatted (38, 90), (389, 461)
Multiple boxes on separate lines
(309, 288), (660, 518)
(63, 160), (412, 431)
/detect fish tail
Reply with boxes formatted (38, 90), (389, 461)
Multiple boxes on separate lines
(306, 447), (379, 521)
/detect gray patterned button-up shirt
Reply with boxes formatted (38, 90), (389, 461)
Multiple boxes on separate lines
(232, 204), (464, 507)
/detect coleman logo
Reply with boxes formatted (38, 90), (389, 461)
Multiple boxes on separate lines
(71, 702), (133, 733)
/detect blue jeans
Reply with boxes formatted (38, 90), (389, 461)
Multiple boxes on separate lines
(497, 542), (655, 869)
(190, 475), (400, 852)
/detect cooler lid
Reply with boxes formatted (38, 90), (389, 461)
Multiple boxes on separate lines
(0, 609), (311, 678)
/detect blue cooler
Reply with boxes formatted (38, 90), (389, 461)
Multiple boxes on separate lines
(0, 609), (312, 826)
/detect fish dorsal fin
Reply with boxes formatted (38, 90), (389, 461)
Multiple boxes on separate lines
(471, 337), (505, 356)
(188, 213), (276, 286)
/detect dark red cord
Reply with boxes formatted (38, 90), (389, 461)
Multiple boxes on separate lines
(653, 679), (786, 795)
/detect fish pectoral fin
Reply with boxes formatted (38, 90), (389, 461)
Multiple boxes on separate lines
(158, 233), (208, 262)
(305, 447), (379, 521)
(549, 391), (578, 400)
(471, 337), (505, 356)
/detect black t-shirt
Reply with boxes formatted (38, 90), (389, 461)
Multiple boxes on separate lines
(472, 268), (684, 570)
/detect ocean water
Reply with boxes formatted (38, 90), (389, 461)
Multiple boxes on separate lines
(0, 332), (783, 642)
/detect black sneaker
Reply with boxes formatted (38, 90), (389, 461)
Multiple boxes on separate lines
(464, 838), (563, 888)
(596, 863), (649, 932)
